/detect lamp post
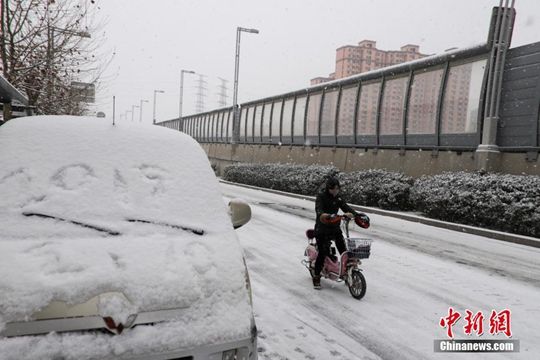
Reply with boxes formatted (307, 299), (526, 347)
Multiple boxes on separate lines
(232, 27), (259, 143)
(139, 99), (149, 122)
(47, 26), (91, 105)
(153, 90), (165, 124)
(131, 105), (139, 122)
(179, 70), (195, 122)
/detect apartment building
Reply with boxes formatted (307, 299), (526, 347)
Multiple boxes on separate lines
(311, 40), (427, 85)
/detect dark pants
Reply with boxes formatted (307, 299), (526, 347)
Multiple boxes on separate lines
(314, 230), (346, 276)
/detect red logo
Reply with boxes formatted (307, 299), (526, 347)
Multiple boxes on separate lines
(439, 308), (512, 338)
(489, 309), (512, 337)
(464, 309), (484, 336)
(439, 307), (461, 338)
(102, 314), (138, 335)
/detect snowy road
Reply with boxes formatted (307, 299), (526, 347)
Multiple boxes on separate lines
(220, 182), (540, 360)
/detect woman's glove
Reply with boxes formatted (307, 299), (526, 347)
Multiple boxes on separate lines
(354, 214), (370, 228)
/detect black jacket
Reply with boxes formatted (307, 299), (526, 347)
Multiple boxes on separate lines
(315, 189), (356, 234)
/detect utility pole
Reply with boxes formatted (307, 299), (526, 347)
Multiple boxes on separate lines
(139, 99), (149, 122)
(131, 105), (139, 122)
(46, 22), (90, 113)
(217, 77), (229, 108)
(153, 90), (165, 124)
(232, 26), (259, 143)
(195, 74), (207, 113)
(179, 69), (196, 120)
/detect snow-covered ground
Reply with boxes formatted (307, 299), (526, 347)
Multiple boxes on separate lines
(221, 182), (540, 360)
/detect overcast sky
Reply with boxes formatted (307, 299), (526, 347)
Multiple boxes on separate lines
(92, 0), (539, 123)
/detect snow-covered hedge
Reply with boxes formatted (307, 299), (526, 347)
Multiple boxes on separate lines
(411, 172), (540, 237)
(222, 163), (339, 195)
(223, 164), (411, 209)
(224, 163), (540, 237)
(339, 170), (414, 210)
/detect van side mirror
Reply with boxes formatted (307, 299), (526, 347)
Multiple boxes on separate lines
(228, 199), (251, 229)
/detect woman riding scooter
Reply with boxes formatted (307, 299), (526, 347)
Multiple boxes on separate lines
(313, 177), (369, 289)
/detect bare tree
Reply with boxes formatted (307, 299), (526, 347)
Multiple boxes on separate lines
(0, 0), (107, 115)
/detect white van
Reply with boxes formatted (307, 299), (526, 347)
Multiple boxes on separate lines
(0, 116), (256, 360)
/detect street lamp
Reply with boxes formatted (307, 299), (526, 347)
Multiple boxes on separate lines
(232, 27), (259, 143)
(139, 99), (149, 122)
(153, 90), (165, 125)
(179, 70), (195, 121)
(47, 26), (91, 103)
(131, 105), (139, 122)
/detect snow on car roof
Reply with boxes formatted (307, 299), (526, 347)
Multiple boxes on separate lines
(0, 116), (252, 356)
(0, 115), (231, 237)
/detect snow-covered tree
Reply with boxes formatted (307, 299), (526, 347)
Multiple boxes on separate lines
(0, 0), (107, 115)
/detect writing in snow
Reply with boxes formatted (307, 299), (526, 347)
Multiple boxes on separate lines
(439, 308), (512, 338)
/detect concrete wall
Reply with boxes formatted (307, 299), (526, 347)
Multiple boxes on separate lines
(201, 143), (539, 178)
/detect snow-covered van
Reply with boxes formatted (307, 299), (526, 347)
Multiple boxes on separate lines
(0, 116), (256, 360)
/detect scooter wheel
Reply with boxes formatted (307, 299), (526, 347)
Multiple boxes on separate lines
(348, 269), (367, 299)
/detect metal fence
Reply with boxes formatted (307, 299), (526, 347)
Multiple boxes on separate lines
(160, 3), (539, 154)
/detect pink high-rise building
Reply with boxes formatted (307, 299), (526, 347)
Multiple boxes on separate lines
(311, 40), (427, 85)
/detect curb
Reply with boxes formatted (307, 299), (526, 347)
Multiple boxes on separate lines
(219, 179), (540, 249)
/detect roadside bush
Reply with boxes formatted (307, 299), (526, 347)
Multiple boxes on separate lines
(339, 169), (414, 210)
(224, 162), (540, 237)
(411, 172), (540, 237)
(222, 163), (339, 195)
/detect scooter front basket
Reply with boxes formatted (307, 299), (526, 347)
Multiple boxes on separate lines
(347, 238), (372, 259)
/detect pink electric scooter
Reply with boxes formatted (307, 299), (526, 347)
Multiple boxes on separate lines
(302, 215), (372, 299)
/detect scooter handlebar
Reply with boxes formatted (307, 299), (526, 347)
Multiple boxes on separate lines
(321, 213), (369, 228)
(321, 214), (343, 225)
